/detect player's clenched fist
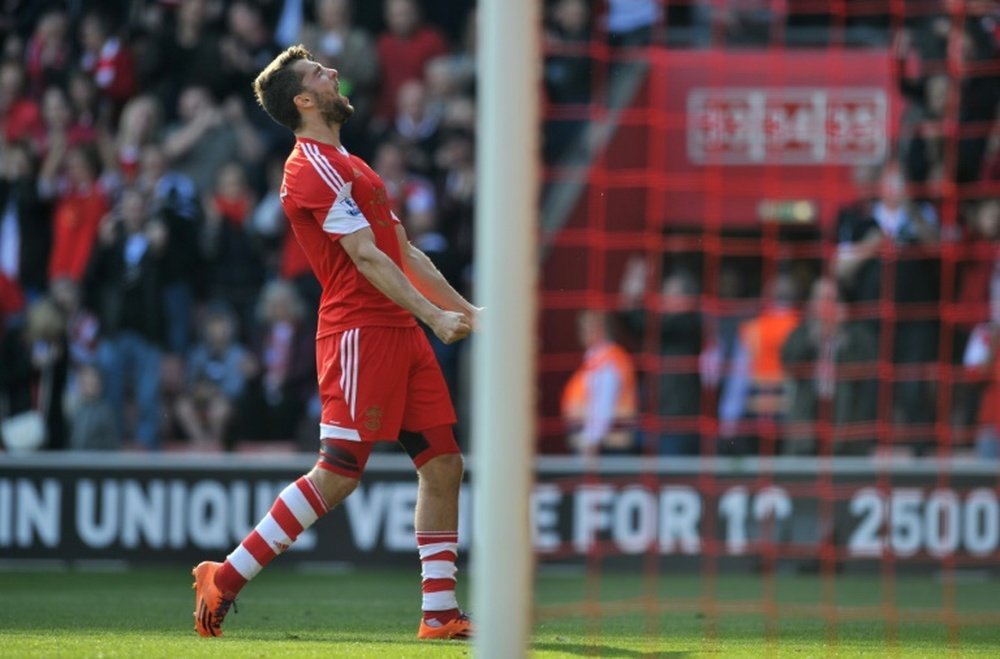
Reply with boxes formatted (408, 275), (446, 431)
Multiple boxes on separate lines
(431, 310), (472, 344)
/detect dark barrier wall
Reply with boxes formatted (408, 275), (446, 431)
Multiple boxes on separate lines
(1, 454), (998, 567)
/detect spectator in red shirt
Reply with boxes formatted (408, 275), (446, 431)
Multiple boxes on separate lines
(40, 144), (109, 283)
(37, 85), (98, 156)
(0, 60), (43, 144)
(79, 11), (137, 107)
(374, 0), (448, 126)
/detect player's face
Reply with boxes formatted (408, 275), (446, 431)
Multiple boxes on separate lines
(296, 59), (354, 125)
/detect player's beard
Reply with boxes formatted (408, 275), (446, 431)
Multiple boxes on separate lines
(320, 92), (354, 125)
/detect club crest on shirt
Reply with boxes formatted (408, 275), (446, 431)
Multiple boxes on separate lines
(362, 406), (383, 431)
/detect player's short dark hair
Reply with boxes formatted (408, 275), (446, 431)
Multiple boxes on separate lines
(253, 45), (314, 132)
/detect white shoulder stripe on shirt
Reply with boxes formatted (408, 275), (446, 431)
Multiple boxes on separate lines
(303, 142), (346, 187)
(302, 142), (346, 190)
(301, 144), (341, 192)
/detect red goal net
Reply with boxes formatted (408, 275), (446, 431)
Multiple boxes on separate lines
(535, 0), (1000, 652)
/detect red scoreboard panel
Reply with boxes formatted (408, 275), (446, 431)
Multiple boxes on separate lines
(648, 49), (902, 227)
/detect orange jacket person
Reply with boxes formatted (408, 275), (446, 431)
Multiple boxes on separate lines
(561, 310), (638, 454)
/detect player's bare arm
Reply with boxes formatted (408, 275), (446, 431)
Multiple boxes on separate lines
(340, 227), (472, 344)
(395, 225), (481, 326)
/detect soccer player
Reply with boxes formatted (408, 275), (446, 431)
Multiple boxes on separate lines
(191, 45), (478, 641)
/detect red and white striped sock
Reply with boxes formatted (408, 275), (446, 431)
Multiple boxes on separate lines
(417, 531), (460, 625)
(214, 476), (329, 597)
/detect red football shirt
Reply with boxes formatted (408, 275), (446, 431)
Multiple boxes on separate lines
(280, 137), (415, 338)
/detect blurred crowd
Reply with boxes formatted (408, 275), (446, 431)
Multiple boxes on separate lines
(0, 0), (476, 452)
(0, 0), (998, 458)
(553, 0), (1000, 458)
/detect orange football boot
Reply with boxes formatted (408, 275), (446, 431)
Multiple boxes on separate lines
(417, 612), (473, 640)
(192, 561), (236, 637)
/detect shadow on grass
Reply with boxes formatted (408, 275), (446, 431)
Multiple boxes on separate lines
(246, 634), (689, 657)
(532, 642), (688, 657)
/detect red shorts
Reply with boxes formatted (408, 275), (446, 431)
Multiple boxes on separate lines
(316, 325), (457, 443)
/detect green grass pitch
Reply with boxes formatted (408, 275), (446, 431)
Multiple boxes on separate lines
(1, 567), (999, 657)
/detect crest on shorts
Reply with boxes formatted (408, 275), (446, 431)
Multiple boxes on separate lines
(363, 406), (383, 431)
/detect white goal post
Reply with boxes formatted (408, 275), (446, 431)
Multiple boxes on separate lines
(472, 0), (539, 657)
